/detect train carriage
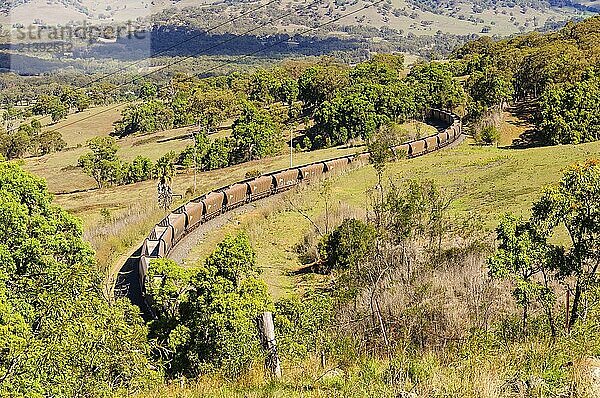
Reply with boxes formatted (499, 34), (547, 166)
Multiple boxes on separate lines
(438, 131), (449, 146)
(224, 183), (249, 210)
(165, 211), (187, 243)
(273, 169), (300, 192)
(183, 201), (203, 230)
(150, 225), (172, 256)
(141, 239), (160, 257)
(138, 255), (151, 291)
(447, 125), (456, 140)
(454, 122), (461, 138)
(300, 163), (325, 180)
(425, 135), (439, 152)
(324, 158), (350, 174)
(393, 143), (410, 158)
(248, 175), (274, 200)
(355, 152), (370, 165)
(203, 192), (225, 220)
(131, 109), (464, 304)
(409, 140), (426, 157)
(141, 239), (149, 256)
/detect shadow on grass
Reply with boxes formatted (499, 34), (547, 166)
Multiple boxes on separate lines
(501, 101), (548, 149)
(54, 186), (99, 196)
(115, 245), (154, 321)
(290, 262), (330, 276)
(156, 133), (194, 144)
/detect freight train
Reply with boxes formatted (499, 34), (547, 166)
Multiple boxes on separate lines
(135, 109), (461, 297)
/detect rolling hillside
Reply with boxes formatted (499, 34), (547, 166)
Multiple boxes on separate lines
(2, 0), (595, 35)
(168, 110), (600, 298)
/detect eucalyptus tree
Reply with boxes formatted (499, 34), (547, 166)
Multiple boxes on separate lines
(532, 159), (600, 328)
(0, 162), (158, 396)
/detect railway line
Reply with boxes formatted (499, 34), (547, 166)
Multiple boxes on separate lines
(114, 109), (462, 316)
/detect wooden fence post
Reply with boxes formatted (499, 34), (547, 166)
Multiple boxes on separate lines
(257, 311), (282, 379)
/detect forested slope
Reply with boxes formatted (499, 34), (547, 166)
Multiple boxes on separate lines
(1, 15), (600, 398)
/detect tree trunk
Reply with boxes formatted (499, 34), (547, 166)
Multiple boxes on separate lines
(569, 283), (582, 328)
(522, 303), (528, 337)
(546, 305), (556, 338)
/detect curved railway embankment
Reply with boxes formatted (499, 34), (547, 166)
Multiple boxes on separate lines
(115, 109), (462, 316)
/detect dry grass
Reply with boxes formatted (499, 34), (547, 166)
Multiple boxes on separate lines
(498, 107), (534, 147)
(41, 104), (128, 146)
(25, 107), (433, 276)
(134, 340), (599, 397)
(24, 124), (195, 194)
(173, 135), (600, 300)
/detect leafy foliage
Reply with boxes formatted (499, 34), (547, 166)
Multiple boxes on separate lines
(0, 120), (64, 160)
(374, 179), (450, 248)
(155, 151), (178, 182)
(0, 162), (158, 396)
(32, 130), (67, 155)
(308, 59), (462, 148)
(147, 233), (272, 377)
(114, 100), (175, 137)
(274, 292), (333, 361)
(298, 64), (350, 109)
(538, 75), (600, 144)
(0, 126), (30, 160)
(31, 94), (69, 123)
(313, 88), (385, 146)
(488, 215), (555, 334)
(367, 123), (407, 181)
(454, 17), (600, 145)
(204, 137), (234, 171)
(320, 218), (377, 273)
(231, 102), (280, 163)
(532, 159), (600, 327)
(189, 89), (239, 131)
(78, 136), (121, 188)
(488, 159), (600, 333)
(122, 155), (155, 184)
(406, 62), (466, 113)
(474, 125), (500, 145)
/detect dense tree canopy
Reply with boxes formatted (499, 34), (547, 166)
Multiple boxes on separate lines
(231, 102), (281, 162)
(313, 89), (384, 146)
(454, 16), (600, 145)
(188, 89), (239, 131)
(31, 95), (68, 123)
(0, 161), (157, 396)
(0, 120), (65, 160)
(147, 233), (271, 377)
(538, 75), (600, 144)
(406, 62), (466, 113)
(321, 218), (377, 273)
(113, 100), (175, 137)
(78, 136), (121, 188)
(298, 64), (350, 109)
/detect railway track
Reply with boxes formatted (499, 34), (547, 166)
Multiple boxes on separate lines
(114, 109), (462, 317)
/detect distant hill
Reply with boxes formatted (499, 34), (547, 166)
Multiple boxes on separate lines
(0, 0), (596, 74)
(1, 0), (596, 37)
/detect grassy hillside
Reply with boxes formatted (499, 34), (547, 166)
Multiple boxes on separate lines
(3, 0), (592, 38)
(127, 109), (600, 398)
(20, 102), (437, 275)
(23, 103), (436, 224)
(176, 112), (600, 298)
